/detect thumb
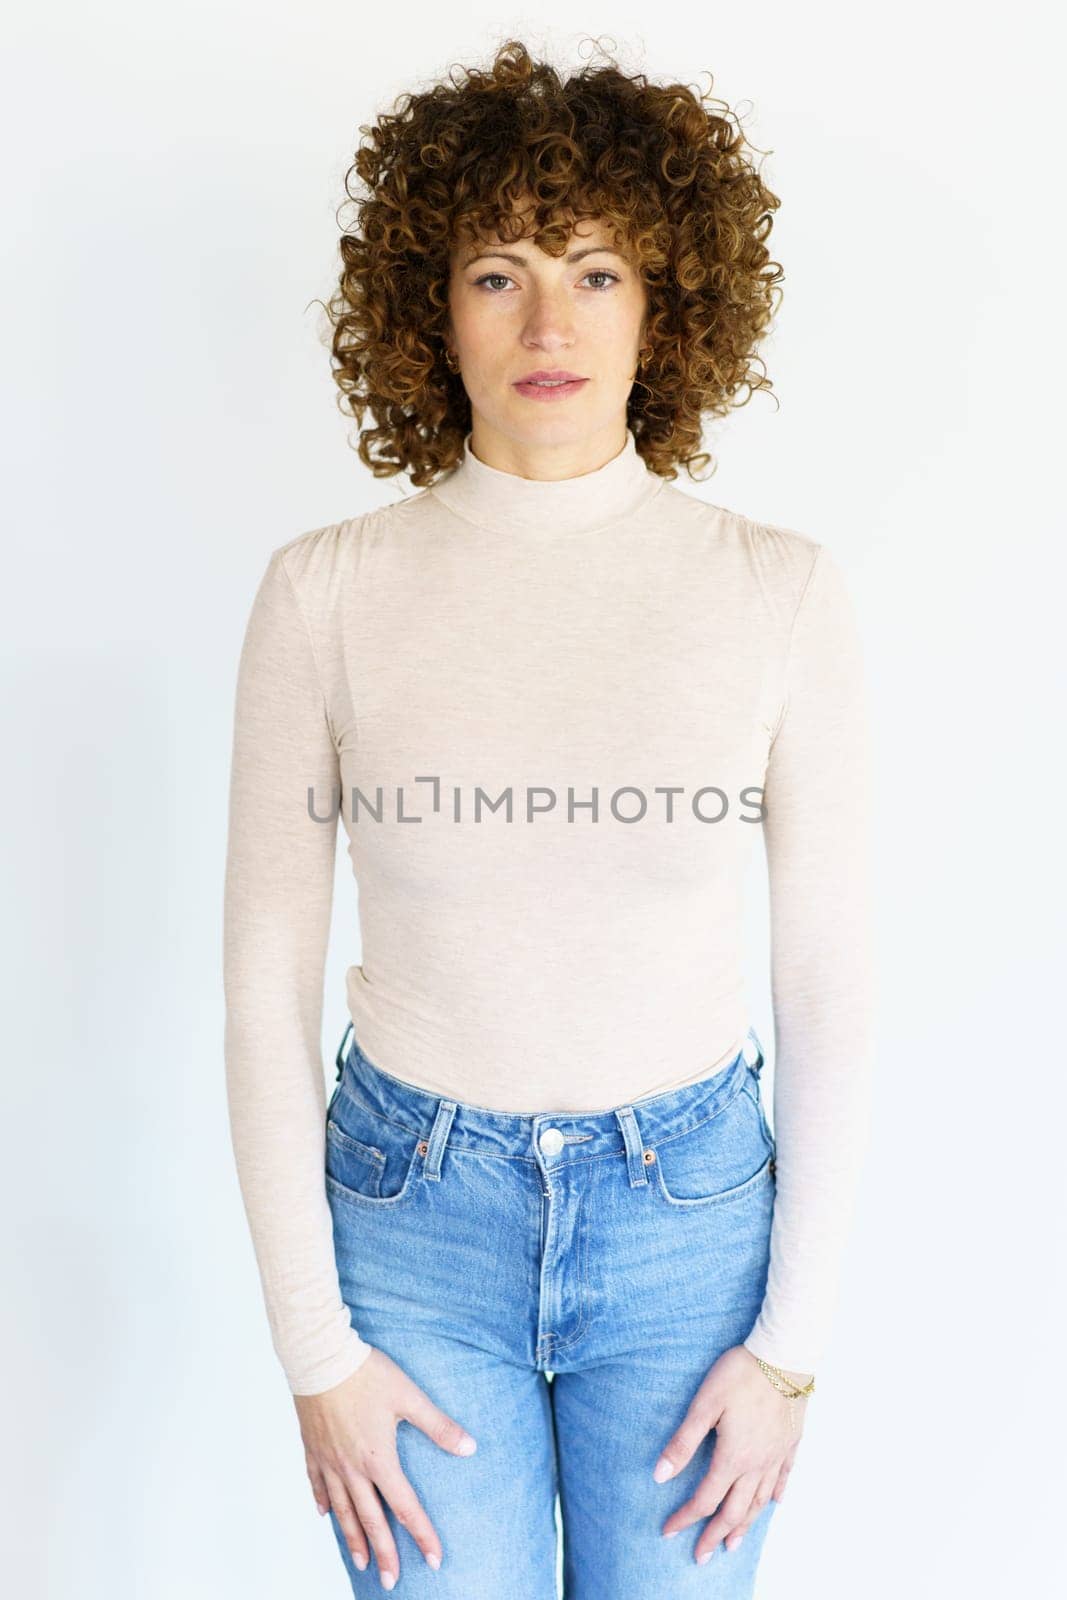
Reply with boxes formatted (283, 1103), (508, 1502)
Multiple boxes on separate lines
(399, 1381), (478, 1458)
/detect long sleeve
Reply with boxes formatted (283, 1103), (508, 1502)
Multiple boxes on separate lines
(222, 545), (373, 1396)
(742, 544), (877, 1376)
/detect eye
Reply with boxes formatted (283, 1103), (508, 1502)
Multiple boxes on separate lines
(471, 270), (621, 293)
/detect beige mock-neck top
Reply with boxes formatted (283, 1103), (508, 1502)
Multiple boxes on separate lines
(223, 426), (875, 1395)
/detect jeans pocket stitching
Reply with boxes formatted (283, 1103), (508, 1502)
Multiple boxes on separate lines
(326, 1118), (386, 1169)
(325, 1119), (423, 1208)
(652, 1148), (776, 1208)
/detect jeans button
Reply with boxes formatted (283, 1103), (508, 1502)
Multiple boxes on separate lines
(539, 1127), (564, 1159)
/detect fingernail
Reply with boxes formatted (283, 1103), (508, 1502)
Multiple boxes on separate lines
(427, 1551), (441, 1570)
(457, 1434), (477, 1455)
(354, 1553), (367, 1571)
(697, 1551), (712, 1566)
(381, 1573), (396, 1591)
(662, 1527), (679, 1539)
(653, 1456), (675, 1482)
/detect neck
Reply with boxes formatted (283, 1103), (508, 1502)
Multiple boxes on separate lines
(428, 425), (664, 536)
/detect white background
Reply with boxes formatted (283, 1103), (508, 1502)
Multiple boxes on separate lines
(3, 5), (1063, 1596)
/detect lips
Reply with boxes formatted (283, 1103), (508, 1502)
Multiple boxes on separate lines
(516, 370), (585, 385)
(512, 372), (589, 401)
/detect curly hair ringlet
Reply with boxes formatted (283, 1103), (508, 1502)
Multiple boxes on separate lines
(314, 37), (784, 489)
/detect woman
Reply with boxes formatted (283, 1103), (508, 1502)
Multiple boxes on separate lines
(223, 38), (875, 1597)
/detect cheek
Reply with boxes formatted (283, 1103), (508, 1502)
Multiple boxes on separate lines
(591, 291), (646, 352)
(452, 307), (512, 372)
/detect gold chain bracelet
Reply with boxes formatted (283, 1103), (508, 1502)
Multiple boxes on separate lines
(753, 1358), (815, 1399)
(752, 1359), (815, 1439)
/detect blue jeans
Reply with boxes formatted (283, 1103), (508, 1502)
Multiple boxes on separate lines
(325, 1023), (780, 1596)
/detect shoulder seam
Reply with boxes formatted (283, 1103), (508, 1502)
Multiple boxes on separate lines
(274, 546), (339, 754)
(274, 514), (355, 558)
(767, 541), (825, 748)
(739, 511), (820, 549)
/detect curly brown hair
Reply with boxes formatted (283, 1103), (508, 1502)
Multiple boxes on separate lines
(319, 37), (784, 488)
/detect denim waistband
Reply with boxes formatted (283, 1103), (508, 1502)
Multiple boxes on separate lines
(331, 1021), (765, 1167)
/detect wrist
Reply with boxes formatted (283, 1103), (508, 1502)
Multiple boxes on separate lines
(745, 1350), (816, 1400)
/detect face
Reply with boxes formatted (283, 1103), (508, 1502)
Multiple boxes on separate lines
(445, 213), (648, 461)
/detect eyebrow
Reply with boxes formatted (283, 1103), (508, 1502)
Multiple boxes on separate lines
(462, 246), (627, 268)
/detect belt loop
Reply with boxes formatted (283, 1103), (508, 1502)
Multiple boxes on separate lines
(334, 1020), (354, 1083)
(614, 1105), (651, 1186)
(422, 1098), (457, 1182)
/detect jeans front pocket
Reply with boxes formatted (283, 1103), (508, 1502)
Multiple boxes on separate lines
(649, 1079), (776, 1208)
(325, 1088), (425, 1209)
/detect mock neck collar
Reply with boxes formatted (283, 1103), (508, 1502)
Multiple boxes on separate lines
(427, 426), (664, 535)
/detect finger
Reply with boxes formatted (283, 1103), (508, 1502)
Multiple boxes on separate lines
(772, 1453), (794, 1501)
(374, 1465), (443, 1572)
(399, 1383), (478, 1459)
(349, 1474), (401, 1591)
(661, 1450), (739, 1538)
(306, 1455), (331, 1516)
(722, 1471), (778, 1552)
(652, 1389), (723, 1483)
(694, 1473), (761, 1564)
(323, 1466), (370, 1574)
(773, 1435), (800, 1500)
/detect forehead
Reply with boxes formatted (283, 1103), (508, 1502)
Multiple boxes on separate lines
(455, 217), (628, 264)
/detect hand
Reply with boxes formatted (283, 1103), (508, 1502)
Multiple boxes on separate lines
(294, 1347), (478, 1590)
(652, 1344), (810, 1565)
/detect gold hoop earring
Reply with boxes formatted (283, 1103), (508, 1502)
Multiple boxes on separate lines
(637, 343), (653, 370)
(444, 347), (460, 374)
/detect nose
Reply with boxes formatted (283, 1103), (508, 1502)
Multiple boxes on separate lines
(522, 297), (575, 353)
